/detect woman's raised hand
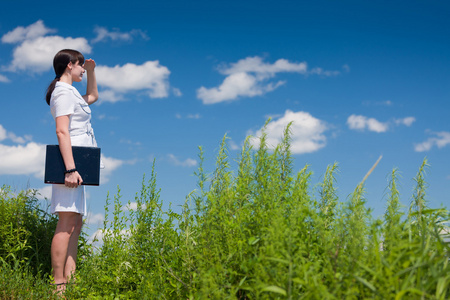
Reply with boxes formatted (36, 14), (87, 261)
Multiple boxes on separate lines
(84, 59), (96, 71)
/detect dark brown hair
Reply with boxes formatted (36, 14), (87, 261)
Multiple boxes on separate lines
(45, 49), (85, 105)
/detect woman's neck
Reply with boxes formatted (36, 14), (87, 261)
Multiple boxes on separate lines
(59, 73), (73, 85)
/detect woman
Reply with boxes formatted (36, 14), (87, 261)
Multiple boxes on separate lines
(45, 49), (99, 292)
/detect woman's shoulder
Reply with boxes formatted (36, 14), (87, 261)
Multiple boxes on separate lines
(54, 81), (75, 92)
(50, 85), (76, 109)
(51, 82), (83, 102)
(52, 82), (72, 96)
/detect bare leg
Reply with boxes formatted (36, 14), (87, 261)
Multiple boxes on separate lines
(64, 214), (83, 281)
(51, 212), (81, 288)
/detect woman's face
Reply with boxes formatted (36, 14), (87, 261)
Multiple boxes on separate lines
(71, 60), (85, 82)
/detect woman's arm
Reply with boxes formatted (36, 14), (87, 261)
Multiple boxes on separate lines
(55, 115), (83, 187)
(82, 59), (99, 105)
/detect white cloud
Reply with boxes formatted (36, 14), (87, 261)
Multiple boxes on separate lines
(0, 124), (33, 143)
(167, 154), (197, 167)
(85, 212), (105, 226)
(395, 117), (416, 127)
(3, 21), (169, 101)
(310, 67), (341, 77)
(92, 26), (149, 43)
(347, 115), (416, 133)
(229, 139), (240, 151)
(176, 113), (201, 119)
(219, 56), (308, 76)
(89, 228), (131, 246)
(0, 125), (6, 141)
(172, 87), (182, 97)
(197, 56), (340, 104)
(414, 131), (450, 152)
(96, 61), (171, 102)
(0, 126), (42, 177)
(1, 20), (55, 44)
(100, 155), (131, 184)
(197, 72), (285, 104)
(0, 142), (46, 177)
(36, 185), (52, 200)
(88, 229), (103, 246)
(98, 90), (124, 103)
(187, 113), (201, 119)
(347, 115), (389, 133)
(8, 35), (91, 73)
(0, 74), (9, 83)
(2, 21), (91, 73)
(125, 202), (138, 211)
(123, 202), (146, 211)
(249, 110), (328, 154)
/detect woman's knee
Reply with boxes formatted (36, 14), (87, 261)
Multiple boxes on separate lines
(73, 216), (83, 235)
(56, 212), (82, 234)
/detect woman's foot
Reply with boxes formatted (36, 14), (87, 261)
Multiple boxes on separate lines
(51, 282), (66, 296)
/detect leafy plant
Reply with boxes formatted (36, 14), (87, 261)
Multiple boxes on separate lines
(0, 186), (57, 276)
(1, 124), (449, 299)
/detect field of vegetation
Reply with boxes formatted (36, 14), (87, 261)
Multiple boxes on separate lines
(1, 125), (449, 299)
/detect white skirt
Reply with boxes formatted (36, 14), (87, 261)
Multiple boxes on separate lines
(51, 184), (86, 216)
(50, 133), (97, 216)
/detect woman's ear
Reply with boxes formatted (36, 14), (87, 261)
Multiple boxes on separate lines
(67, 61), (73, 71)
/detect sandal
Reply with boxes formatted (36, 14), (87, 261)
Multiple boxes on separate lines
(51, 282), (66, 286)
(51, 282), (67, 295)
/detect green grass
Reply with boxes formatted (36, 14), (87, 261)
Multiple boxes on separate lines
(1, 124), (449, 299)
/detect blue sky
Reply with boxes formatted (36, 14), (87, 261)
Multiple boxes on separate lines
(0, 0), (449, 241)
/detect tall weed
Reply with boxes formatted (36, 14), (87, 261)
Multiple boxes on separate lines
(0, 186), (57, 276)
(2, 124), (449, 299)
(70, 126), (449, 299)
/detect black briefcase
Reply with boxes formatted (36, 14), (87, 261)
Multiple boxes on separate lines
(44, 145), (101, 186)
